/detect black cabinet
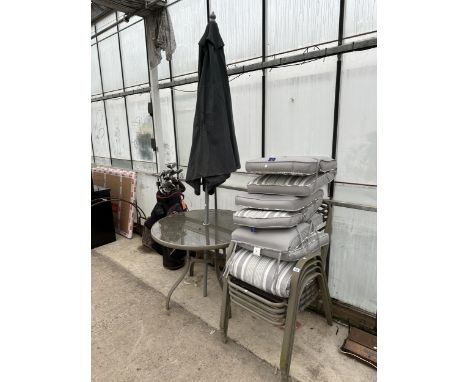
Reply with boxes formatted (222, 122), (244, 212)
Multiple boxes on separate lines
(91, 186), (116, 249)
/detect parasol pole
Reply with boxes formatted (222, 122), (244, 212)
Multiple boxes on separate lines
(202, 10), (216, 228)
(203, 180), (209, 226)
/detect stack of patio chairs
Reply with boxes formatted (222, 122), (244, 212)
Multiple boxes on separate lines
(220, 156), (337, 381)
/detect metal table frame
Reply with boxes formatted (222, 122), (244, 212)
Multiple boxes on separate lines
(164, 247), (227, 310)
(151, 209), (234, 310)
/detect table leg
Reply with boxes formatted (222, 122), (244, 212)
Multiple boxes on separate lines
(214, 249), (223, 289)
(166, 250), (191, 310)
(203, 250), (208, 297)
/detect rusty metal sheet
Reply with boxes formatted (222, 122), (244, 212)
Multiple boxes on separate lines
(340, 326), (377, 368)
(349, 326), (377, 350)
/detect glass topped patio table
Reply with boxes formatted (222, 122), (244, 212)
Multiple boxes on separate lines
(151, 209), (235, 310)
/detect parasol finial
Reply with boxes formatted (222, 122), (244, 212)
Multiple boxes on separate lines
(209, 11), (216, 21)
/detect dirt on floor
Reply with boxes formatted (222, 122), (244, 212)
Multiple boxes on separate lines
(92, 252), (284, 382)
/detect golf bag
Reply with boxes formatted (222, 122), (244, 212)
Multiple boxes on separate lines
(142, 164), (190, 270)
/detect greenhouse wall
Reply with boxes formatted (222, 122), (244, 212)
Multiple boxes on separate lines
(91, 0), (377, 313)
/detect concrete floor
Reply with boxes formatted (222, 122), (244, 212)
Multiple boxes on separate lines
(92, 236), (376, 382)
(92, 253), (277, 381)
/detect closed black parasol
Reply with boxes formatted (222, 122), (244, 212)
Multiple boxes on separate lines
(185, 12), (240, 200)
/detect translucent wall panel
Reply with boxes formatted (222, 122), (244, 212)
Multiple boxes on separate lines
(119, 21), (149, 89)
(159, 88), (177, 165)
(210, 0), (262, 64)
(104, 98), (131, 160)
(336, 49), (376, 185)
(158, 58), (171, 81)
(334, 183), (376, 207)
(344, 0), (377, 37)
(91, 45), (102, 96)
(133, 161), (157, 173)
(111, 158), (132, 169)
(91, 101), (110, 158)
(266, 0), (339, 55)
(126, 93), (155, 163)
(329, 207), (377, 313)
(229, 71), (262, 170)
(135, 173), (158, 218)
(216, 187), (247, 212)
(170, 0), (207, 76)
(95, 157), (111, 166)
(173, 83), (198, 166)
(98, 35), (124, 93)
(96, 13), (117, 40)
(265, 57), (336, 157)
(180, 179), (215, 211)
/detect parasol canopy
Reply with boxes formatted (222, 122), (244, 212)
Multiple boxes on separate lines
(185, 14), (240, 196)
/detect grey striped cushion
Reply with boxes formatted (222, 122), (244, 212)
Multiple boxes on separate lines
(246, 156), (336, 176)
(247, 172), (335, 196)
(235, 189), (323, 211)
(228, 247), (320, 297)
(232, 221), (328, 261)
(233, 201), (321, 229)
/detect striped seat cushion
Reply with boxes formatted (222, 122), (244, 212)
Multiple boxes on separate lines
(233, 203), (322, 228)
(232, 221), (328, 261)
(227, 247), (320, 297)
(247, 172), (335, 197)
(245, 156), (336, 176)
(235, 189), (323, 212)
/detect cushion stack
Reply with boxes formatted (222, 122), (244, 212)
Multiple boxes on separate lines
(226, 156), (336, 297)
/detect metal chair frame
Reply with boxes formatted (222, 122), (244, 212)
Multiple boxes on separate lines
(219, 202), (334, 381)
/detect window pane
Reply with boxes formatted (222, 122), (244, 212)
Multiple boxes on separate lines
(329, 207), (377, 313)
(91, 44), (102, 96)
(173, 83), (198, 166)
(210, 0), (262, 65)
(135, 172), (158, 218)
(96, 12), (117, 40)
(91, 101), (110, 158)
(95, 157), (111, 166)
(267, 0), (339, 55)
(265, 57), (336, 157)
(111, 158), (132, 169)
(98, 35), (124, 93)
(126, 93), (155, 163)
(344, 0), (377, 38)
(119, 21), (149, 89)
(159, 88), (177, 165)
(105, 98), (131, 160)
(336, 49), (376, 185)
(170, 0), (206, 76)
(334, 183), (376, 207)
(158, 57), (171, 81)
(230, 71), (262, 170)
(133, 161), (157, 173)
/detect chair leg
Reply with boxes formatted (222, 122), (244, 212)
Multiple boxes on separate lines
(280, 292), (301, 381)
(220, 276), (231, 343)
(317, 274), (333, 326)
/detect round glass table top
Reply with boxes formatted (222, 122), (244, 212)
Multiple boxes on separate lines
(150, 209), (235, 251)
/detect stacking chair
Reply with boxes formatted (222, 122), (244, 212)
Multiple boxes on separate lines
(220, 201), (334, 381)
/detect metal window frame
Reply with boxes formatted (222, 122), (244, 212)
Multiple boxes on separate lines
(92, 14), (163, 171)
(91, 3), (378, 214)
(116, 14), (134, 169)
(94, 23), (113, 165)
(144, 17), (160, 171)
